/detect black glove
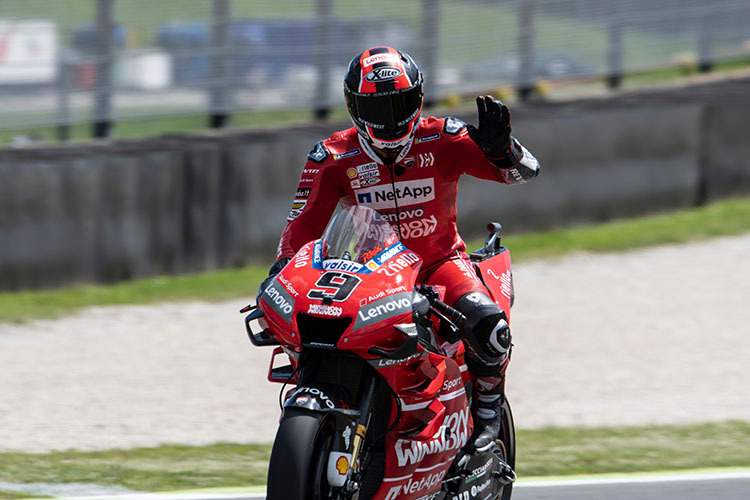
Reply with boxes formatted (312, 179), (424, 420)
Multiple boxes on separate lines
(256, 258), (290, 305)
(466, 95), (512, 160)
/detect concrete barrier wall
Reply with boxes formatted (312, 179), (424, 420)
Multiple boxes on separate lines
(1, 78), (749, 290)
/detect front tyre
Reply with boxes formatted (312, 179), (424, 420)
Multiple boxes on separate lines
(267, 409), (335, 500)
(497, 398), (516, 500)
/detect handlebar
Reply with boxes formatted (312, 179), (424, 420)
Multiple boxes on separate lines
(431, 299), (467, 327)
(416, 284), (467, 329)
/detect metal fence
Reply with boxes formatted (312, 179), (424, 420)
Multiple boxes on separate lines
(1, 0), (749, 140)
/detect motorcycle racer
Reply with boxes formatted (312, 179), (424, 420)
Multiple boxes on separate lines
(265, 46), (540, 451)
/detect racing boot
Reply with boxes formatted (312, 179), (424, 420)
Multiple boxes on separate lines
(471, 391), (504, 451)
(469, 369), (507, 451)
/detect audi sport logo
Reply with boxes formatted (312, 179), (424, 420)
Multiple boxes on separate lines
(365, 66), (403, 82)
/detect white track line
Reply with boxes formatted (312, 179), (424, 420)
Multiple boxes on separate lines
(59, 471), (750, 500)
(517, 470), (750, 488)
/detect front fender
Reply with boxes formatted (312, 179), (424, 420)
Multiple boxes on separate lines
(284, 385), (360, 418)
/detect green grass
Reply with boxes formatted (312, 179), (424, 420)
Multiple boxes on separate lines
(0, 421), (748, 495)
(0, 443), (271, 494)
(0, 492), (49, 500)
(500, 197), (750, 262)
(0, 265), (267, 324)
(0, 197), (748, 324)
(518, 421), (750, 477)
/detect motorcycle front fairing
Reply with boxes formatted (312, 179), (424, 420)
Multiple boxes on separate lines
(255, 206), (475, 499)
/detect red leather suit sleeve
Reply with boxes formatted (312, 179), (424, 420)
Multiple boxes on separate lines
(277, 157), (341, 260)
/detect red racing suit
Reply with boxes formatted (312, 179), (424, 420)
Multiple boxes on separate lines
(277, 115), (539, 306)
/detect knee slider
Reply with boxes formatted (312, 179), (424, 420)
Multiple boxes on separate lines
(454, 292), (511, 367)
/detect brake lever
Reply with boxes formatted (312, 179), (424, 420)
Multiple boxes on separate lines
(429, 306), (459, 336)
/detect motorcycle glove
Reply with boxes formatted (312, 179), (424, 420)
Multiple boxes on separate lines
(256, 257), (290, 305)
(466, 95), (512, 161)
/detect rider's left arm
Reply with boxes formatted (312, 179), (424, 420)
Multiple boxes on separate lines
(461, 96), (540, 185)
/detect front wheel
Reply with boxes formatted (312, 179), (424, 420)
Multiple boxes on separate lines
(497, 398), (516, 500)
(266, 409), (335, 500)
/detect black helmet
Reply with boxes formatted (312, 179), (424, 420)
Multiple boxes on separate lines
(344, 47), (424, 163)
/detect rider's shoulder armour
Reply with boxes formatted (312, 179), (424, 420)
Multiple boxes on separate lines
(443, 116), (467, 136)
(307, 140), (329, 164)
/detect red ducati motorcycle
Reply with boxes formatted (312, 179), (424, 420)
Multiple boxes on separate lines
(244, 206), (516, 500)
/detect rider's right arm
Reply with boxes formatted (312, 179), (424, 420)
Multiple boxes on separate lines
(276, 141), (342, 261)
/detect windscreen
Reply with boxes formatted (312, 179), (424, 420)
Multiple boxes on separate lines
(321, 206), (399, 263)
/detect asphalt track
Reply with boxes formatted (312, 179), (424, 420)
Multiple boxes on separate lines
(50, 471), (750, 500)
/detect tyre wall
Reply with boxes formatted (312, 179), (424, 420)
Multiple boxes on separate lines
(1, 79), (748, 290)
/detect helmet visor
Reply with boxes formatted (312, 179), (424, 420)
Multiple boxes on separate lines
(347, 85), (423, 141)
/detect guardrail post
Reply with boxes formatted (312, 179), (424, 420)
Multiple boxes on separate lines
(56, 53), (73, 142)
(421, 0), (439, 108)
(314, 0), (333, 120)
(607, 1), (624, 89)
(697, 2), (715, 73)
(517, 0), (535, 101)
(93, 0), (114, 139)
(209, 0), (232, 128)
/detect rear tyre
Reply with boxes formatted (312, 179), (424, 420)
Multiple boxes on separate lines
(266, 409), (334, 500)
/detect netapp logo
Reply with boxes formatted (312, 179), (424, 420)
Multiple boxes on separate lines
(355, 179), (435, 209)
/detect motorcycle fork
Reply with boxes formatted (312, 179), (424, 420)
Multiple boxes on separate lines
(350, 375), (377, 472)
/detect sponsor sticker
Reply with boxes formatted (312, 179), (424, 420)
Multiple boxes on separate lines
(355, 178), (435, 209)
(360, 177), (380, 186)
(387, 215), (438, 240)
(327, 452), (352, 487)
(350, 179), (361, 188)
(295, 187), (311, 199)
(384, 470), (447, 500)
(261, 281), (295, 324)
(376, 251), (421, 277)
(487, 268), (512, 301)
(287, 199), (307, 220)
(293, 245), (311, 268)
(319, 258), (369, 274)
(381, 207), (424, 223)
(303, 168), (320, 175)
(356, 162), (378, 174)
(365, 66), (404, 83)
(416, 133), (440, 143)
(363, 53), (400, 67)
(353, 292), (412, 330)
(333, 148), (361, 160)
(347, 167), (358, 178)
(307, 304), (343, 317)
(373, 242), (407, 265)
(394, 407), (470, 467)
(313, 241), (323, 265)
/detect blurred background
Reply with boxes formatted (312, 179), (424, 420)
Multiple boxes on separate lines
(1, 0), (749, 291)
(1, 0), (749, 143)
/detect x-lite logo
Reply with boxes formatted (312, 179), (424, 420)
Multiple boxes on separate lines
(419, 152), (435, 167)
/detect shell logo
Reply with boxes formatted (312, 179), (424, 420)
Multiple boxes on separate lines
(347, 168), (358, 178)
(335, 455), (349, 475)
